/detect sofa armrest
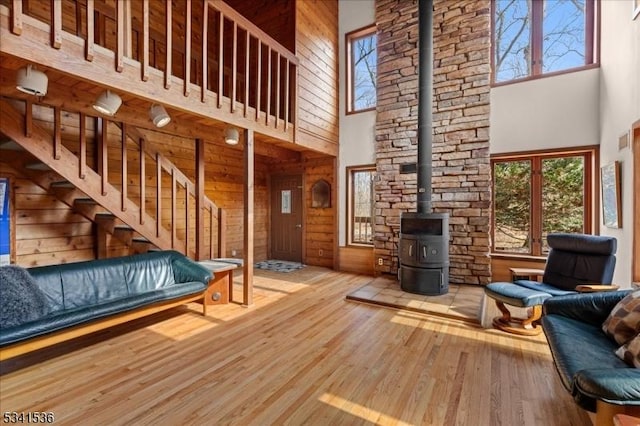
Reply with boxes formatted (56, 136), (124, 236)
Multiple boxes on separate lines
(574, 369), (640, 405)
(576, 284), (620, 293)
(171, 256), (212, 285)
(542, 291), (632, 326)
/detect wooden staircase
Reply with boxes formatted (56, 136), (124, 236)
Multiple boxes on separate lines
(0, 98), (226, 260)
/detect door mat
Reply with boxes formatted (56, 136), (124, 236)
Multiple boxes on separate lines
(255, 260), (305, 273)
(346, 276), (483, 324)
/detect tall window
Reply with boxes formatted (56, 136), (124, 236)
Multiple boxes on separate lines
(492, 148), (596, 256)
(493, 0), (596, 83)
(347, 166), (376, 245)
(346, 25), (377, 113)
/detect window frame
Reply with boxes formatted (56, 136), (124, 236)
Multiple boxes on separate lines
(346, 165), (376, 246)
(491, 0), (599, 86)
(491, 146), (598, 257)
(345, 24), (377, 115)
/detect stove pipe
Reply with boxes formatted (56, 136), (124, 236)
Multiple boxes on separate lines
(417, 0), (434, 214)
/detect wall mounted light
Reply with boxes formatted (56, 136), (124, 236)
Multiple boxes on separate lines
(225, 127), (239, 145)
(92, 90), (122, 116)
(149, 103), (171, 128)
(16, 65), (48, 96)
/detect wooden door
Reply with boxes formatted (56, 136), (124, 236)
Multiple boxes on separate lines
(270, 174), (303, 262)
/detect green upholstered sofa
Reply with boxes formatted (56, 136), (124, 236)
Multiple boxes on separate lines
(542, 291), (640, 425)
(0, 250), (211, 360)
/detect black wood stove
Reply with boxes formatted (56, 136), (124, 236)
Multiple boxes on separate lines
(399, 0), (450, 296)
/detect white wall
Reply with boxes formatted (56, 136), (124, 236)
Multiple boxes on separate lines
(598, 0), (640, 288)
(338, 0), (376, 246)
(490, 68), (600, 154)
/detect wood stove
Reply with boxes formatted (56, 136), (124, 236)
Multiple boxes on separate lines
(398, 0), (450, 295)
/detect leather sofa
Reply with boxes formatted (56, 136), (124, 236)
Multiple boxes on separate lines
(0, 250), (212, 360)
(542, 291), (640, 424)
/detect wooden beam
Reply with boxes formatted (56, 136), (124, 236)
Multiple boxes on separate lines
(156, 153), (162, 237)
(196, 138), (205, 259)
(24, 99), (32, 137)
(243, 128), (254, 307)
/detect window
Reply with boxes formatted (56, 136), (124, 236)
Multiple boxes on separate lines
(493, 0), (596, 83)
(346, 25), (377, 113)
(347, 166), (376, 245)
(492, 148), (596, 256)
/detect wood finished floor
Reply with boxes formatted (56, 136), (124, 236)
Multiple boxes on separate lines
(0, 267), (591, 426)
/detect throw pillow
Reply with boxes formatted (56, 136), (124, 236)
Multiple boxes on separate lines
(602, 290), (640, 345)
(615, 333), (640, 368)
(0, 265), (49, 328)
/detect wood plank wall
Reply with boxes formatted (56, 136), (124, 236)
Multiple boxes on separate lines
(295, 0), (339, 154)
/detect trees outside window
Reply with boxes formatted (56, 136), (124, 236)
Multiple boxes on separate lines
(493, 0), (596, 83)
(346, 25), (377, 113)
(347, 166), (376, 245)
(492, 149), (596, 256)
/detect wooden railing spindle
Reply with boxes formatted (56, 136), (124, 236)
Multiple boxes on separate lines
(85, 0), (94, 61)
(201, 2), (208, 103)
(275, 53), (280, 128)
(184, 0), (192, 97)
(266, 47), (271, 125)
(171, 170), (177, 247)
(53, 106), (61, 160)
(256, 41), (261, 121)
(156, 153), (162, 237)
(165, 0), (172, 89)
(121, 124), (127, 212)
(116, 0), (124, 72)
(231, 21), (237, 113)
(11, 0), (22, 35)
(24, 99), (32, 137)
(139, 138), (145, 225)
(218, 12), (224, 108)
(100, 118), (108, 195)
(245, 32), (250, 118)
(284, 59), (289, 130)
(79, 113), (86, 179)
(142, 0), (149, 81)
(51, 0), (62, 48)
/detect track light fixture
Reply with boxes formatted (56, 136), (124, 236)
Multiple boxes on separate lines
(149, 104), (171, 128)
(16, 65), (48, 96)
(225, 127), (239, 145)
(92, 90), (122, 116)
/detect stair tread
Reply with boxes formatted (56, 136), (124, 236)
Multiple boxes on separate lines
(0, 141), (25, 151)
(25, 162), (51, 171)
(74, 198), (97, 204)
(51, 181), (74, 188)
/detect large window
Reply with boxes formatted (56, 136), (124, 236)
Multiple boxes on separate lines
(493, 0), (596, 84)
(492, 148), (596, 256)
(346, 25), (377, 113)
(347, 166), (376, 245)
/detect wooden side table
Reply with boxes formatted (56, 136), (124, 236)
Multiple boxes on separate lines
(197, 260), (238, 314)
(614, 414), (640, 426)
(509, 267), (545, 282)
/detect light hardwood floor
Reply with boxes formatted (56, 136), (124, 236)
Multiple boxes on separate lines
(0, 267), (591, 425)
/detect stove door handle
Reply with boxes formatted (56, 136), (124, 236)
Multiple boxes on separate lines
(409, 245), (413, 256)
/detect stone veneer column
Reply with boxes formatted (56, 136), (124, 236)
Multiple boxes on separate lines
(374, 0), (491, 285)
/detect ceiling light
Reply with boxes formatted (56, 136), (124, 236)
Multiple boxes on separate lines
(225, 127), (239, 145)
(16, 65), (48, 96)
(92, 90), (122, 116)
(149, 104), (171, 128)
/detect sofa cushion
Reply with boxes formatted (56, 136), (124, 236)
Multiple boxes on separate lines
(512, 280), (576, 297)
(124, 251), (176, 294)
(542, 314), (628, 392)
(602, 290), (640, 345)
(0, 280), (206, 346)
(0, 266), (49, 327)
(616, 334), (640, 368)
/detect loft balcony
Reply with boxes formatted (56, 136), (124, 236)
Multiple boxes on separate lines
(0, 0), (315, 149)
